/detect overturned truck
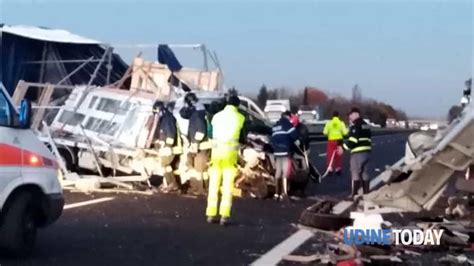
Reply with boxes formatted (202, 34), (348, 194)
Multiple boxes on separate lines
(36, 85), (311, 195)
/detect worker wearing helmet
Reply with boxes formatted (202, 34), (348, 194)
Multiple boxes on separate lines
(153, 101), (183, 193)
(323, 111), (348, 176)
(206, 95), (245, 226)
(182, 92), (212, 195)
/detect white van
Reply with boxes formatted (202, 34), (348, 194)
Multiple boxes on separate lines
(264, 100), (290, 123)
(0, 84), (63, 256)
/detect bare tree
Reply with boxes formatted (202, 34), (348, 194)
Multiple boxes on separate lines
(257, 84), (268, 108)
(352, 84), (362, 103)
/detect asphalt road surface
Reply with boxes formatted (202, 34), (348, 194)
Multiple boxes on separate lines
(1, 134), (411, 266)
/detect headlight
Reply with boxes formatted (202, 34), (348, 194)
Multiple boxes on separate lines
(311, 110), (317, 114)
(297, 110), (302, 114)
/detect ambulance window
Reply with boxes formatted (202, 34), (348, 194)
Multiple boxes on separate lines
(0, 91), (12, 126)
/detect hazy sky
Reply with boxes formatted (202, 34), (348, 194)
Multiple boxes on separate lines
(2, 0), (473, 118)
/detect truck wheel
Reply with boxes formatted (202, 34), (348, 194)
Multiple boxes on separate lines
(0, 192), (38, 257)
(58, 147), (76, 171)
(299, 200), (353, 231)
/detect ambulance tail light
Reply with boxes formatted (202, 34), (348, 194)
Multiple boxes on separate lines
(24, 153), (43, 167)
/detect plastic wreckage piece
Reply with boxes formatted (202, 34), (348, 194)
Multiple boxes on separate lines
(369, 255), (403, 263)
(363, 102), (474, 213)
(282, 244), (360, 265)
(439, 254), (474, 265)
(282, 253), (326, 263)
(445, 196), (471, 218)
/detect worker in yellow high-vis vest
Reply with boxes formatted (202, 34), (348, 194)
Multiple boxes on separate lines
(323, 111), (348, 176)
(206, 95), (245, 226)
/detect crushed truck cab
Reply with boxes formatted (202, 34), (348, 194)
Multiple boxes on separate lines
(0, 84), (64, 256)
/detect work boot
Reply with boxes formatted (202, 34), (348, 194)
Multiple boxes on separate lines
(362, 180), (370, 194)
(281, 194), (291, 203)
(220, 217), (230, 226)
(206, 216), (218, 224)
(351, 180), (361, 198)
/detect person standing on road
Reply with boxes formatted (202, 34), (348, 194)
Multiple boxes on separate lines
(343, 107), (372, 198)
(290, 114), (310, 151)
(206, 95), (245, 226)
(271, 111), (299, 200)
(181, 93), (212, 195)
(323, 111), (348, 176)
(153, 101), (183, 193)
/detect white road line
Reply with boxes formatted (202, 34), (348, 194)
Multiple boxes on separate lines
(318, 153), (327, 157)
(64, 197), (114, 210)
(251, 229), (314, 266)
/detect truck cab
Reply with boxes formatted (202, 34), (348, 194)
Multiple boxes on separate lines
(0, 84), (63, 256)
(264, 100), (290, 123)
(173, 91), (270, 136)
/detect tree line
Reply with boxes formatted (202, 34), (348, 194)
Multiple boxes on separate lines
(251, 84), (408, 127)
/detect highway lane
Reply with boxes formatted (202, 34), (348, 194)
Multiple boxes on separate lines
(308, 133), (409, 197)
(1, 134), (411, 266)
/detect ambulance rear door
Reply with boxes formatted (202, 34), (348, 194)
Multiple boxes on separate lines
(0, 87), (22, 192)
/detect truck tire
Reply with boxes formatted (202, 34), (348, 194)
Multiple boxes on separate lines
(0, 192), (38, 257)
(58, 147), (77, 171)
(299, 200), (353, 231)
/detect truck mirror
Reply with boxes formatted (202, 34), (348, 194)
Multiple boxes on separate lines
(19, 99), (32, 129)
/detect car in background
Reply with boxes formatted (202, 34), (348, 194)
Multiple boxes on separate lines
(297, 106), (320, 124)
(264, 100), (290, 123)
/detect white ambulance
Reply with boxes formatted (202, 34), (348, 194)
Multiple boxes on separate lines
(0, 84), (63, 256)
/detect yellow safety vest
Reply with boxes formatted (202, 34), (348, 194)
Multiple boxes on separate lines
(323, 117), (348, 141)
(211, 105), (245, 158)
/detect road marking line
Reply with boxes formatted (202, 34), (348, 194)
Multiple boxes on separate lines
(318, 153), (327, 157)
(64, 197), (114, 210)
(251, 229), (314, 266)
